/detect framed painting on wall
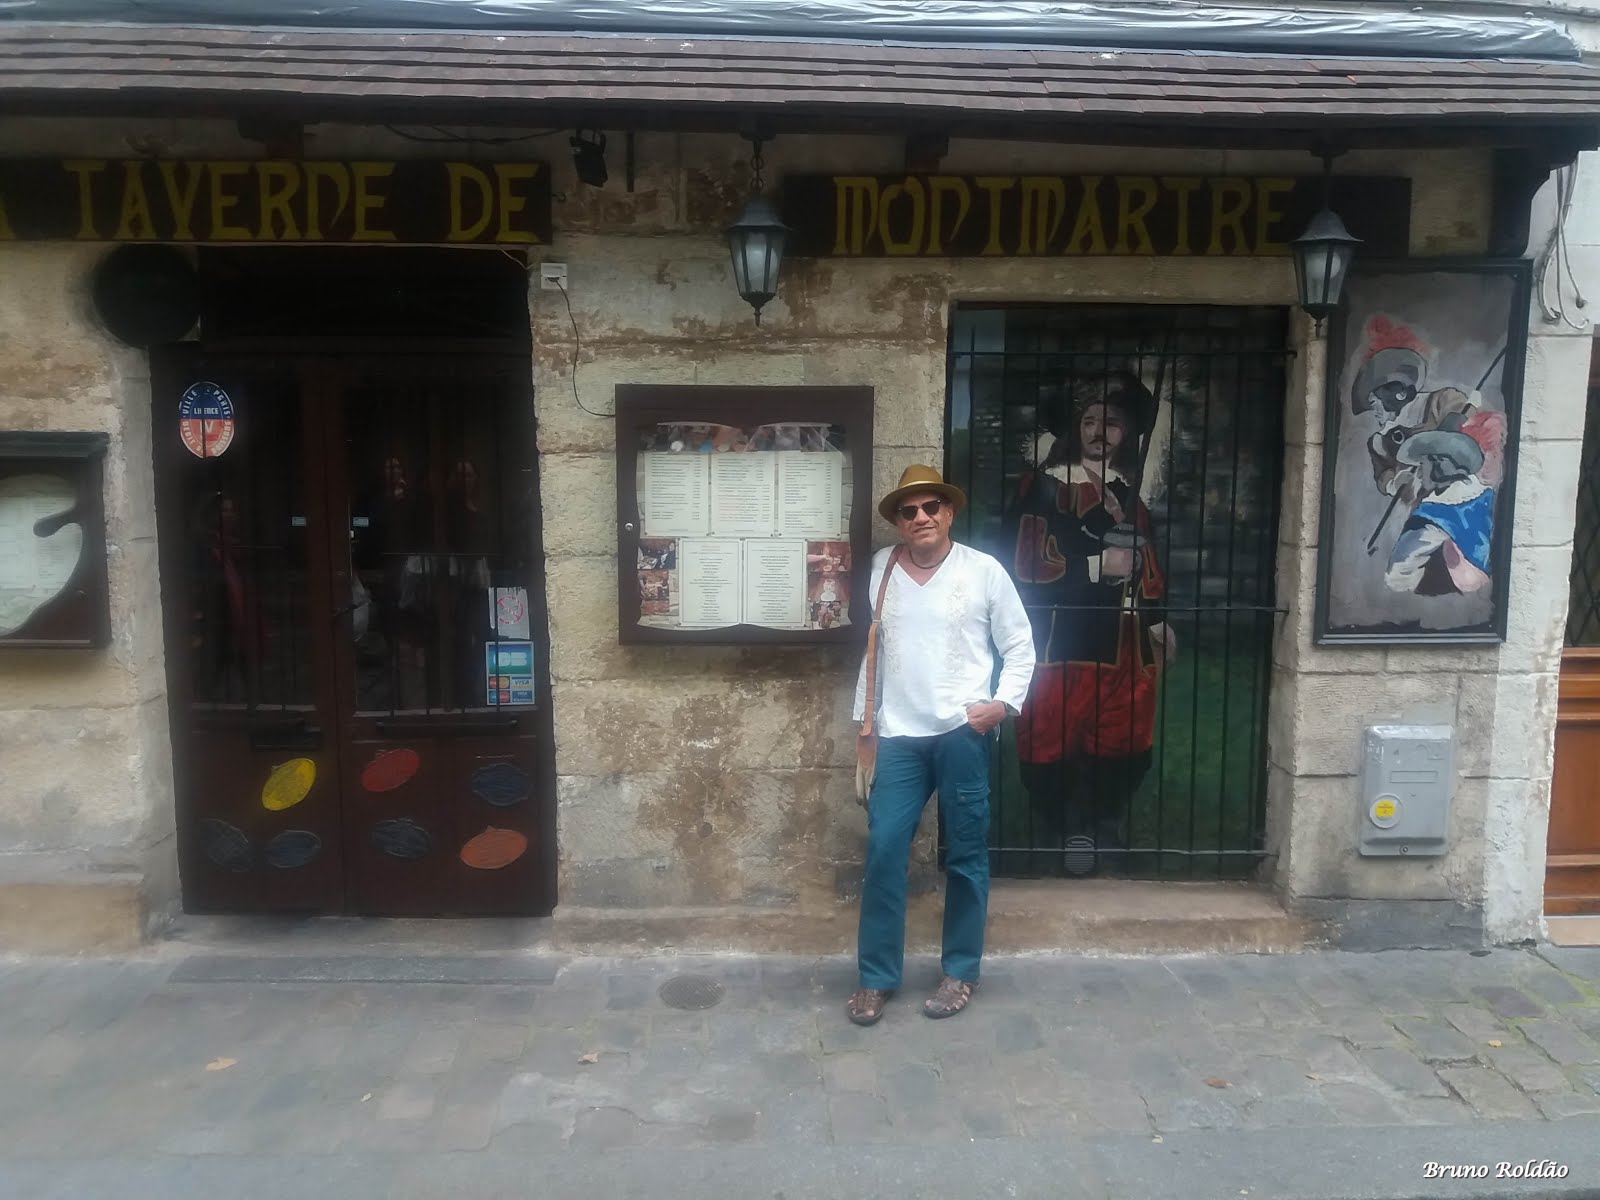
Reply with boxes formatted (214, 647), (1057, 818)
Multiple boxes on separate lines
(1314, 259), (1531, 644)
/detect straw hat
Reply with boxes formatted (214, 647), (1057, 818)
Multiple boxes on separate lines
(877, 464), (967, 522)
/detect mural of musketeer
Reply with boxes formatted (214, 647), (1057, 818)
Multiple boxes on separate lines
(1350, 318), (1508, 598)
(1004, 370), (1177, 874)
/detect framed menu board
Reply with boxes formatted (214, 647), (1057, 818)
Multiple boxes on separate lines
(0, 431), (111, 649)
(616, 386), (873, 645)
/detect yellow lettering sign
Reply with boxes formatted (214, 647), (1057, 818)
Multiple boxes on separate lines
(1065, 176), (1108, 255)
(63, 160), (106, 239)
(1161, 177), (1203, 256)
(833, 177), (880, 256)
(974, 177), (1015, 255)
(1113, 176), (1158, 255)
(494, 163), (539, 244)
(1018, 177), (1066, 256)
(926, 176), (971, 255)
(304, 163), (351, 241)
(1254, 177), (1295, 256)
(158, 161), (203, 240)
(351, 162), (396, 242)
(113, 161), (156, 240)
(256, 162), (302, 241)
(878, 177), (926, 256)
(447, 163), (494, 241)
(1207, 178), (1252, 256)
(208, 161), (251, 241)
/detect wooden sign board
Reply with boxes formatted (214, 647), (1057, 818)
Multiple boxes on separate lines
(0, 159), (552, 246)
(782, 174), (1411, 259)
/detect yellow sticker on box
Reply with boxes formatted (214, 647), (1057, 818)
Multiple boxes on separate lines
(1372, 797), (1397, 820)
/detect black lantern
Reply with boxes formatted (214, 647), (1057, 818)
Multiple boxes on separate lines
(571, 129), (608, 188)
(1290, 152), (1361, 333)
(726, 137), (789, 325)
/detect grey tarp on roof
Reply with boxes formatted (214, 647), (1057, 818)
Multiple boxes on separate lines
(0, 0), (1581, 60)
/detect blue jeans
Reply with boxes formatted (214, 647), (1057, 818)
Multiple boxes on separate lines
(857, 725), (992, 990)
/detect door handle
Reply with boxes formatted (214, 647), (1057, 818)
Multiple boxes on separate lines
(375, 716), (520, 738)
(249, 720), (324, 751)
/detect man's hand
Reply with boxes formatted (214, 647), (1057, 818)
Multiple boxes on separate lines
(965, 700), (1007, 734)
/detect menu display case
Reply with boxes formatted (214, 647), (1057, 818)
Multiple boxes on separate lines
(615, 386), (873, 645)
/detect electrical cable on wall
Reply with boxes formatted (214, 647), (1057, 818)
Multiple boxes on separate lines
(556, 278), (611, 418)
(1535, 162), (1590, 331)
(497, 251), (610, 419)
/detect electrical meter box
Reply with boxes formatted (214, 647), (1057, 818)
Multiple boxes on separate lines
(1358, 724), (1453, 857)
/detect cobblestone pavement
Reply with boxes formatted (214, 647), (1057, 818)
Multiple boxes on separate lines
(2, 944), (1599, 1197)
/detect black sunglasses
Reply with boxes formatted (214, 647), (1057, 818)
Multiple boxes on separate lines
(895, 499), (945, 522)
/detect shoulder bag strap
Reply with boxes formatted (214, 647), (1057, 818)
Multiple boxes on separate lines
(859, 546), (904, 738)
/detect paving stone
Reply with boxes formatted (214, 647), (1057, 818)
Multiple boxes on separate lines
(1319, 1008), (1405, 1049)
(377, 1079), (437, 1121)
(1533, 1089), (1600, 1119)
(1257, 993), (1322, 1027)
(1584, 1068), (1600, 1095)
(1357, 1047), (1450, 1097)
(569, 1106), (651, 1149)
(1440, 1002), (1509, 1044)
(751, 1086), (830, 1143)
(401, 1028), (462, 1075)
(1485, 1046), (1572, 1093)
(1519, 969), (1587, 1006)
(1394, 1095), (1476, 1125)
(605, 973), (658, 1011)
(1144, 1091), (1244, 1132)
(1316, 1081), (1405, 1125)
(828, 1092), (893, 1143)
(993, 1011), (1045, 1053)
(1536, 946), (1600, 981)
(1518, 1019), (1600, 1066)
(1393, 1016), (1479, 1065)
(1567, 1006), (1600, 1040)
(879, 1061), (939, 1107)
(1437, 1066), (1540, 1120)
(822, 1052), (877, 1094)
(959, 1092), (1021, 1138)
(1473, 985), (1545, 1019)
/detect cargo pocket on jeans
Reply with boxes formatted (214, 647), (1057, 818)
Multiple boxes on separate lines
(949, 784), (991, 846)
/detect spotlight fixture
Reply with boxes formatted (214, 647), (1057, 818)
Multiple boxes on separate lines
(570, 129), (608, 188)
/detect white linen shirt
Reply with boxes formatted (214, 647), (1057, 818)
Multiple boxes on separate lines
(852, 542), (1036, 738)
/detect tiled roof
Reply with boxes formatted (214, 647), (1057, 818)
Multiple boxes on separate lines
(1, 22), (1598, 141)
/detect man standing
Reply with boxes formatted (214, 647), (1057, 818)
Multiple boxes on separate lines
(847, 466), (1035, 1025)
(1006, 372), (1174, 874)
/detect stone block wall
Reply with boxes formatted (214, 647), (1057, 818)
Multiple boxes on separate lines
(531, 132), (1557, 939)
(0, 114), (1584, 951)
(0, 241), (175, 940)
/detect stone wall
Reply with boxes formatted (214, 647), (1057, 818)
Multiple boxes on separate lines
(0, 241), (175, 945)
(531, 132), (1561, 943)
(0, 115), (1587, 951)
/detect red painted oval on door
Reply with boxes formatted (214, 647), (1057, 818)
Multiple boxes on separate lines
(361, 748), (420, 793)
(459, 827), (529, 870)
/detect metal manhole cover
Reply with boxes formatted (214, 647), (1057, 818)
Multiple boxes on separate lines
(658, 974), (724, 1010)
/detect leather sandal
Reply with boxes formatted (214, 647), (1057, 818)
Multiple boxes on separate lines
(923, 976), (976, 1019)
(846, 987), (893, 1026)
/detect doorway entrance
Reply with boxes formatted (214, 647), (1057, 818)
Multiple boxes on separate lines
(1546, 338), (1600, 920)
(945, 304), (1287, 879)
(152, 347), (552, 916)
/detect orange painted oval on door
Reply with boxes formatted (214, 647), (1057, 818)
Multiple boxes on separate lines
(361, 748), (420, 793)
(459, 827), (528, 870)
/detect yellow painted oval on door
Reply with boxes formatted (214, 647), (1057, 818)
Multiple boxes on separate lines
(261, 758), (316, 811)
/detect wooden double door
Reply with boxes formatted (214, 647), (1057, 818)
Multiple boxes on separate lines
(153, 348), (553, 916)
(1547, 342), (1600, 917)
